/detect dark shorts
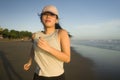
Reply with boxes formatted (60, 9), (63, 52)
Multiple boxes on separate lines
(33, 73), (65, 80)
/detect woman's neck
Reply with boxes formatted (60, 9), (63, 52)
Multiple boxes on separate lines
(44, 28), (55, 34)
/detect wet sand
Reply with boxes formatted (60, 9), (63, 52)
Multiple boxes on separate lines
(0, 41), (96, 80)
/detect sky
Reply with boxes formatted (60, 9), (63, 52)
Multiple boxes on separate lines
(0, 0), (120, 40)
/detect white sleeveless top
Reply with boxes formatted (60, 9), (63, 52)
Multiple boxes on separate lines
(33, 29), (64, 77)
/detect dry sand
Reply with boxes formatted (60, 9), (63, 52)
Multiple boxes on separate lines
(0, 41), (97, 80)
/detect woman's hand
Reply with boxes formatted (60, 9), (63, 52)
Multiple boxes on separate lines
(23, 62), (31, 71)
(37, 37), (51, 52)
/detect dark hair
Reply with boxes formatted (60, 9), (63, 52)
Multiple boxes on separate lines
(55, 23), (62, 29)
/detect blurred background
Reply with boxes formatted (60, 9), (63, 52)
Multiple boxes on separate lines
(0, 0), (120, 80)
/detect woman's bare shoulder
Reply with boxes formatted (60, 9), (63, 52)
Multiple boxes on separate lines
(58, 29), (68, 35)
(32, 31), (43, 40)
(32, 33), (36, 39)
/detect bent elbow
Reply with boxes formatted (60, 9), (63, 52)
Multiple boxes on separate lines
(65, 57), (71, 63)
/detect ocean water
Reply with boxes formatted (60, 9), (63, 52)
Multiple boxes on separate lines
(71, 39), (120, 80)
(72, 39), (120, 51)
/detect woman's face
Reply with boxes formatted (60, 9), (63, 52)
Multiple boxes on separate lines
(41, 12), (58, 28)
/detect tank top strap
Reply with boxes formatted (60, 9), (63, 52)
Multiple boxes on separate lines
(54, 29), (59, 36)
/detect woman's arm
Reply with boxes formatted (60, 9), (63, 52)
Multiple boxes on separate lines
(37, 29), (71, 63)
(23, 34), (35, 70)
(23, 45), (34, 70)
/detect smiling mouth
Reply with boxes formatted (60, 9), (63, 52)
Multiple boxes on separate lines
(45, 20), (51, 23)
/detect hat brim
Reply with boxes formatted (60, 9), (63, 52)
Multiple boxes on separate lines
(38, 11), (58, 18)
(41, 11), (57, 15)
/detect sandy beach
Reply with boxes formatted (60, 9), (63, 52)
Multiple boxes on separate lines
(0, 41), (96, 80)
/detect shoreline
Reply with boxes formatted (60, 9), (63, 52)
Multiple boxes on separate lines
(65, 47), (96, 80)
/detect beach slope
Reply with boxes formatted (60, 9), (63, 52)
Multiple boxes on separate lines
(0, 41), (96, 80)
